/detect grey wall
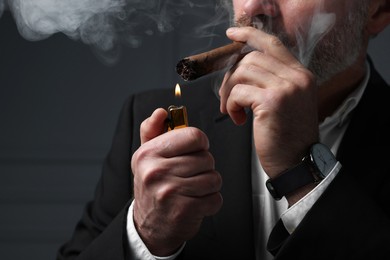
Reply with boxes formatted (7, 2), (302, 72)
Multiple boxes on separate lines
(0, 7), (389, 260)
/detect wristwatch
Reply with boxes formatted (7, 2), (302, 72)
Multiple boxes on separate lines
(265, 143), (337, 200)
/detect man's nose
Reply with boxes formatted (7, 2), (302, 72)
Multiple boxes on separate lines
(243, 0), (279, 17)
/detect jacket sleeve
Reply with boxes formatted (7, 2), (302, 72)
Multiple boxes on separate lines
(274, 167), (390, 260)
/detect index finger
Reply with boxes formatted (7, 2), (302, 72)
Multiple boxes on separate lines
(226, 26), (303, 69)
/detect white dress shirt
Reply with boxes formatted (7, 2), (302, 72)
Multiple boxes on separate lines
(127, 63), (370, 260)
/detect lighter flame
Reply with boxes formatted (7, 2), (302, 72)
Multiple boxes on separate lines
(175, 83), (181, 98)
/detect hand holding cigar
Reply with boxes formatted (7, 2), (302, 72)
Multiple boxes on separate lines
(176, 41), (252, 81)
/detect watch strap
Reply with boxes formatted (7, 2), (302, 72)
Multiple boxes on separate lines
(265, 157), (316, 200)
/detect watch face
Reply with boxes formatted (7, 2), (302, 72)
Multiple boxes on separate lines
(311, 143), (337, 178)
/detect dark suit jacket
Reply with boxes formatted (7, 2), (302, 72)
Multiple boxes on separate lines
(57, 62), (390, 260)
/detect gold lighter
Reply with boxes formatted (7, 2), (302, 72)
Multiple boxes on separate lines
(167, 105), (188, 131)
(167, 84), (188, 131)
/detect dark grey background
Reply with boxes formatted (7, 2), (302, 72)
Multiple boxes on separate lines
(1, 6), (389, 260)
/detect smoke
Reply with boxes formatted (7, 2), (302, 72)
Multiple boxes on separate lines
(1, 0), (368, 78)
(294, 0), (369, 85)
(192, 0), (233, 39)
(1, 0), (230, 65)
(294, 13), (336, 69)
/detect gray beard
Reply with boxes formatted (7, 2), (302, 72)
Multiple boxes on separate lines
(304, 7), (368, 85)
(236, 1), (369, 86)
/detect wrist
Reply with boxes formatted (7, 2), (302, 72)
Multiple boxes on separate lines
(128, 201), (185, 258)
(266, 143), (337, 201)
(133, 215), (182, 257)
(285, 182), (317, 206)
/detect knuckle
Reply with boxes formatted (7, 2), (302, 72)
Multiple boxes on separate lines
(139, 119), (148, 132)
(185, 127), (209, 149)
(301, 70), (316, 87)
(204, 171), (222, 194)
(292, 69), (316, 91)
(131, 145), (153, 168)
(142, 164), (168, 187)
(239, 63), (258, 74)
(206, 152), (215, 169)
(207, 193), (223, 215)
(211, 171), (223, 191)
(155, 184), (175, 203)
(282, 79), (296, 90)
(251, 50), (265, 61)
(132, 146), (146, 162)
(234, 64), (246, 75)
(269, 35), (283, 48)
(229, 82), (246, 97)
(131, 149), (143, 173)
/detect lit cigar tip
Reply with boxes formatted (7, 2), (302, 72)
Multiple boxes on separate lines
(176, 58), (199, 81)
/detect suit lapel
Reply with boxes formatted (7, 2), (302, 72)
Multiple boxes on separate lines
(180, 77), (255, 258)
(337, 62), (390, 197)
(198, 103), (255, 258)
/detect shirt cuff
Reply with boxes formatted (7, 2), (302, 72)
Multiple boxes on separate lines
(126, 200), (185, 260)
(280, 162), (342, 234)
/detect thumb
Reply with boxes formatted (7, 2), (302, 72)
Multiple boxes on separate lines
(140, 108), (168, 144)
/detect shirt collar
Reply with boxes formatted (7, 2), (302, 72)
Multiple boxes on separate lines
(320, 61), (370, 129)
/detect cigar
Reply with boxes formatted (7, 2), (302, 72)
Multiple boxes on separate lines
(176, 41), (251, 81)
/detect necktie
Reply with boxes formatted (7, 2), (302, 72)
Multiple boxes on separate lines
(267, 219), (290, 256)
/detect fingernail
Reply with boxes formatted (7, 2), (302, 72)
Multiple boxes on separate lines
(226, 27), (237, 35)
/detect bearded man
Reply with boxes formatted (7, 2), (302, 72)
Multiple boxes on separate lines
(58, 0), (390, 259)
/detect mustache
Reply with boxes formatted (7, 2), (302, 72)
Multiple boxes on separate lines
(234, 14), (293, 50)
(235, 14), (269, 29)
(235, 15), (253, 27)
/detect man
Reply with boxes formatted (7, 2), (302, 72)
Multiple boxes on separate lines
(57, 0), (390, 259)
